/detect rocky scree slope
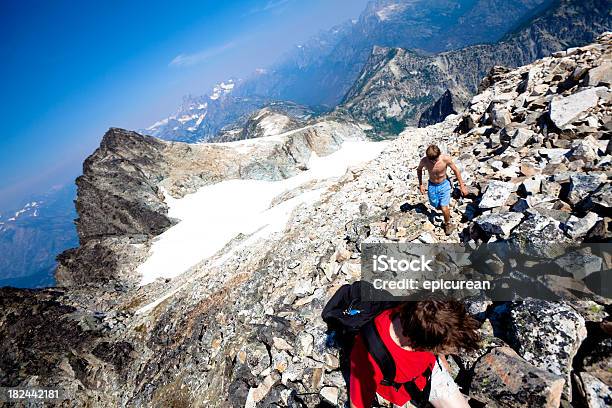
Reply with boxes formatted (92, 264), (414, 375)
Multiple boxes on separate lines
(341, 0), (612, 134)
(0, 36), (611, 407)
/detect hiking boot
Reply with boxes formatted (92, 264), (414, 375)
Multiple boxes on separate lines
(444, 223), (455, 235)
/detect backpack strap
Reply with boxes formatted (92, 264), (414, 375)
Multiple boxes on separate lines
(361, 320), (400, 389)
(361, 321), (436, 406)
(403, 365), (433, 407)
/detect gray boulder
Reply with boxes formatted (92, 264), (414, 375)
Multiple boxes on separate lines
(586, 62), (612, 87)
(589, 183), (612, 209)
(549, 88), (600, 130)
(554, 249), (603, 280)
(565, 212), (600, 239)
(507, 300), (587, 400)
(471, 347), (564, 408)
(568, 136), (600, 162)
(567, 174), (605, 205)
(480, 181), (516, 209)
(475, 212), (524, 236)
(510, 210), (570, 258)
(509, 128), (534, 148)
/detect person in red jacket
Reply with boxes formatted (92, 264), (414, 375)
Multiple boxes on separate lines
(350, 300), (480, 408)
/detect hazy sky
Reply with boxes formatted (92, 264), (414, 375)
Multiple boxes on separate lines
(0, 0), (369, 210)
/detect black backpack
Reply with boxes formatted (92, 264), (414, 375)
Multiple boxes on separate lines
(322, 281), (433, 407)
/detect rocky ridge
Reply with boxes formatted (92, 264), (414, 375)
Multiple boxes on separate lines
(211, 103), (316, 143)
(341, 0), (612, 134)
(1, 35), (611, 408)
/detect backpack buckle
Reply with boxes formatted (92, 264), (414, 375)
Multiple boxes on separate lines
(380, 379), (401, 390)
(344, 308), (361, 316)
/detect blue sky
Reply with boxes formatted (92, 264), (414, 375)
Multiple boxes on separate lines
(0, 0), (368, 210)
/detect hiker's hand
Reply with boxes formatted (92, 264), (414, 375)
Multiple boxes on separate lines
(460, 184), (468, 197)
(419, 184), (426, 195)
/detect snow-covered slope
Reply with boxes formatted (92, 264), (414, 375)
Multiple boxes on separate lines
(55, 118), (373, 288)
(138, 139), (386, 284)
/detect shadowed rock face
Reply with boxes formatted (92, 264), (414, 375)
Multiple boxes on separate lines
(0, 289), (109, 386)
(1, 34), (611, 408)
(75, 128), (173, 242)
(418, 90), (460, 128)
(341, 0), (612, 133)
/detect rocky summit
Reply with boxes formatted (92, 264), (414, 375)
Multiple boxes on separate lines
(1, 31), (612, 408)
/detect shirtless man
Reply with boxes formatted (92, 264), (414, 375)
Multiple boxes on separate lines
(417, 145), (468, 235)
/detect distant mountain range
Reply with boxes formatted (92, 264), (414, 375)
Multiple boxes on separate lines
(143, 79), (267, 143)
(0, 184), (78, 288)
(341, 0), (612, 132)
(145, 83), (321, 143)
(238, 0), (558, 105)
(145, 0), (556, 143)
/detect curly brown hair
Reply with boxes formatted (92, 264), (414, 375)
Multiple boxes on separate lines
(394, 300), (481, 354)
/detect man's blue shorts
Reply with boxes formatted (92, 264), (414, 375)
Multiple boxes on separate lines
(428, 179), (451, 209)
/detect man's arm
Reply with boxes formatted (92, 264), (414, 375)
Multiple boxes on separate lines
(417, 159), (426, 195)
(447, 157), (468, 196)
